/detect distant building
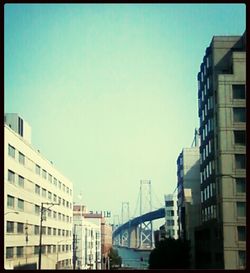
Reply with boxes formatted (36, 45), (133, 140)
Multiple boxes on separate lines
(164, 194), (178, 239)
(176, 141), (201, 268)
(195, 33), (246, 269)
(4, 113), (73, 269)
(73, 205), (112, 269)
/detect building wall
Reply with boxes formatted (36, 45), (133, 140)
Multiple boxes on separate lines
(164, 194), (178, 239)
(4, 118), (73, 270)
(195, 34), (246, 269)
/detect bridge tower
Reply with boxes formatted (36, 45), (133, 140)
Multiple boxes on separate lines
(138, 180), (154, 249)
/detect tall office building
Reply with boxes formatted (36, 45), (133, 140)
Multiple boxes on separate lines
(195, 33), (246, 269)
(4, 114), (73, 269)
(177, 143), (200, 268)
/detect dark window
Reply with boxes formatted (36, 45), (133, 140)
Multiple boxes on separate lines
(41, 246), (46, 254)
(48, 227), (52, 235)
(53, 245), (56, 253)
(17, 246), (24, 257)
(7, 195), (14, 208)
(48, 191), (52, 200)
(19, 152), (25, 165)
(42, 188), (46, 198)
(8, 170), (15, 183)
(8, 144), (15, 158)
(48, 174), (52, 182)
(34, 225), (39, 235)
(17, 199), (24, 210)
(237, 202), (246, 217)
(233, 84), (245, 99)
(42, 227), (46, 235)
(237, 226), (246, 241)
(35, 205), (40, 215)
(36, 165), (41, 175)
(239, 251), (246, 268)
(34, 246), (39, 255)
(35, 185), (40, 195)
(233, 108), (246, 122)
(17, 222), (24, 233)
(53, 228), (56, 236)
(165, 200), (174, 207)
(236, 178), (246, 193)
(42, 169), (47, 179)
(235, 154), (246, 169)
(47, 245), (51, 253)
(6, 247), (14, 258)
(18, 117), (23, 136)
(234, 131), (246, 145)
(18, 176), (24, 187)
(7, 221), (14, 233)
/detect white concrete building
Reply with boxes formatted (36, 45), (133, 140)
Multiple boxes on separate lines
(73, 212), (101, 269)
(164, 194), (178, 239)
(4, 113), (73, 269)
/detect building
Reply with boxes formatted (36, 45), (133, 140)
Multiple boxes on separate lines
(73, 210), (101, 270)
(4, 113), (73, 269)
(195, 33), (246, 269)
(176, 138), (201, 268)
(164, 194), (178, 240)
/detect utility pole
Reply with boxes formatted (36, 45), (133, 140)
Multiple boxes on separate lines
(38, 202), (59, 270)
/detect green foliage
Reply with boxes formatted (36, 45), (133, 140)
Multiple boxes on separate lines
(149, 238), (191, 269)
(108, 248), (122, 269)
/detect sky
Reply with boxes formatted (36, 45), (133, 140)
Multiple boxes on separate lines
(4, 4), (246, 223)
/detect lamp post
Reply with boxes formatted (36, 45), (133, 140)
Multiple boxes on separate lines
(38, 202), (59, 270)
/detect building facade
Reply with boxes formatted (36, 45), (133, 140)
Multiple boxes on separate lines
(177, 144), (201, 268)
(164, 194), (178, 240)
(4, 114), (73, 269)
(195, 33), (246, 269)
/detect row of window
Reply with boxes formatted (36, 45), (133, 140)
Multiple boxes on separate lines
(35, 184), (72, 209)
(200, 160), (214, 183)
(201, 205), (217, 222)
(6, 221), (72, 237)
(6, 244), (72, 259)
(200, 119), (214, 141)
(7, 195), (72, 223)
(8, 144), (72, 196)
(201, 182), (216, 203)
(7, 169), (72, 211)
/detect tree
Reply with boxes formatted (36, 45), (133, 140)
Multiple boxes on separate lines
(148, 238), (190, 269)
(108, 248), (122, 269)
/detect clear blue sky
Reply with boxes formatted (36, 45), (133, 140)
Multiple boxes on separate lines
(4, 4), (246, 222)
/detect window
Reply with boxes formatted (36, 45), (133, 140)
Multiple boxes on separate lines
(34, 225), (39, 235)
(36, 165), (41, 175)
(58, 213), (61, 220)
(48, 227), (52, 235)
(236, 178), (246, 193)
(42, 227), (46, 235)
(238, 251), (246, 268)
(16, 246), (24, 257)
(166, 220), (174, 226)
(35, 185), (40, 195)
(54, 178), (57, 186)
(234, 131), (246, 145)
(48, 174), (52, 183)
(42, 169), (47, 179)
(7, 221), (14, 233)
(17, 199), (24, 211)
(237, 202), (246, 217)
(53, 194), (57, 202)
(166, 210), (174, 216)
(53, 211), (57, 219)
(237, 226), (246, 241)
(17, 222), (24, 233)
(63, 184), (65, 192)
(8, 170), (15, 183)
(53, 245), (56, 253)
(165, 201), (174, 207)
(42, 188), (46, 198)
(233, 84), (245, 99)
(58, 197), (61, 205)
(59, 181), (62, 189)
(18, 117), (23, 136)
(53, 228), (56, 236)
(19, 152), (25, 165)
(7, 195), (14, 208)
(35, 205), (40, 215)
(47, 245), (52, 253)
(47, 209), (51, 218)
(6, 247), (14, 258)
(233, 108), (246, 122)
(18, 175), (24, 187)
(34, 246), (39, 255)
(8, 144), (15, 158)
(235, 154), (246, 169)
(48, 191), (52, 200)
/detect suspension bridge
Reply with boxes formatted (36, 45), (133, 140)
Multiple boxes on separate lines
(112, 180), (166, 269)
